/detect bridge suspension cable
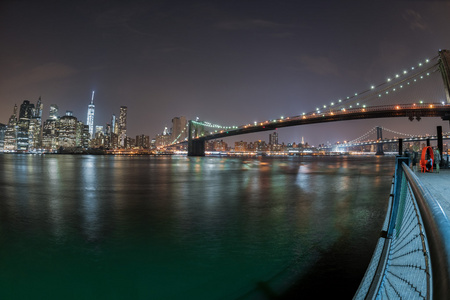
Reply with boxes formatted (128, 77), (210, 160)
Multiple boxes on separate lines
(348, 127), (378, 144)
(379, 126), (417, 138)
(348, 126), (424, 145)
(308, 55), (442, 117)
(170, 126), (188, 144)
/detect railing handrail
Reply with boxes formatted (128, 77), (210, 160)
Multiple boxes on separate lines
(402, 162), (450, 299)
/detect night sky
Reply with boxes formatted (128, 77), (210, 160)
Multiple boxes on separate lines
(1, 0), (450, 145)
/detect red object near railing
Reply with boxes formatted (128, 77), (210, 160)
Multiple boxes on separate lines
(420, 146), (434, 172)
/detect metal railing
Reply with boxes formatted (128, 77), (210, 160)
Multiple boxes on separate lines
(354, 157), (450, 299)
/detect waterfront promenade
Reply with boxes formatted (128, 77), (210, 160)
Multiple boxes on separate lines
(416, 169), (450, 218)
(354, 159), (450, 299)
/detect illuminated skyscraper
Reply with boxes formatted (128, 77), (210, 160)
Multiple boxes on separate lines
(29, 96), (44, 149)
(86, 91), (95, 139)
(118, 106), (127, 148)
(42, 104), (60, 150)
(42, 119), (59, 150)
(104, 123), (111, 148)
(49, 104), (59, 120)
(4, 105), (18, 151)
(0, 123), (6, 150)
(34, 96), (43, 119)
(59, 115), (77, 148)
(111, 114), (117, 134)
(17, 100), (35, 151)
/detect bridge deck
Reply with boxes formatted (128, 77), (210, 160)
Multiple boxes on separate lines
(415, 168), (450, 218)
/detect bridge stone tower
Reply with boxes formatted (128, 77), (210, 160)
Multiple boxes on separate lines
(438, 50), (450, 127)
(188, 120), (205, 156)
(439, 49), (450, 104)
(375, 126), (384, 155)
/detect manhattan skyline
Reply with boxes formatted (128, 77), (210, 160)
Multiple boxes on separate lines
(1, 1), (450, 145)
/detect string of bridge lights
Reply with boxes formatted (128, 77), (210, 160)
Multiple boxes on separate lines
(311, 56), (440, 115)
(375, 67), (439, 100)
(380, 126), (417, 138)
(191, 120), (239, 131)
(188, 55), (441, 132)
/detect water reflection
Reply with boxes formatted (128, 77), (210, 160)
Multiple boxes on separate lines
(46, 157), (64, 239)
(0, 154), (395, 299)
(81, 157), (100, 241)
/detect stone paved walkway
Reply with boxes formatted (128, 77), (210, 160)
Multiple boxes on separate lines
(415, 168), (450, 218)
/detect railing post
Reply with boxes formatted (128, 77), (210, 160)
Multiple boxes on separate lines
(398, 138), (403, 156)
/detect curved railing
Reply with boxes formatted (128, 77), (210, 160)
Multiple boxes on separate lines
(354, 157), (450, 299)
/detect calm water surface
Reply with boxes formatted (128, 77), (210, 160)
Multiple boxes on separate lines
(0, 155), (395, 299)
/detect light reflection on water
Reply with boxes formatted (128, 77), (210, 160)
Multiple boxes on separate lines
(0, 154), (395, 299)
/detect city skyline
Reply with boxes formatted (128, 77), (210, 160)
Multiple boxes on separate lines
(2, 1), (450, 145)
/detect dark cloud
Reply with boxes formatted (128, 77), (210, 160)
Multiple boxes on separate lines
(402, 9), (428, 31)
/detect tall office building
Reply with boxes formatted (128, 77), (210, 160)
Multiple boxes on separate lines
(136, 135), (150, 149)
(86, 91), (95, 139)
(17, 100), (35, 151)
(42, 104), (60, 150)
(118, 106), (127, 148)
(29, 96), (43, 149)
(19, 100), (34, 119)
(80, 123), (90, 148)
(49, 104), (59, 120)
(0, 123), (6, 150)
(35, 96), (43, 119)
(269, 132), (278, 145)
(59, 115), (77, 148)
(155, 127), (171, 148)
(111, 114), (117, 134)
(42, 119), (59, 150)
(28, 118), (41, 149)
(171, 116), (187, 142)
(269, 132), (279, 151)
(104, 123), (111, 148)
(4, 104), (18, 151)
(95, 126), (104, 142)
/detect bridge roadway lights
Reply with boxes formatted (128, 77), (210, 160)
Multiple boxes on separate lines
(188, 139), (205, 156)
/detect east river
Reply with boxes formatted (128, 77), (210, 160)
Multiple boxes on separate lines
(0, 154), (395, 299)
